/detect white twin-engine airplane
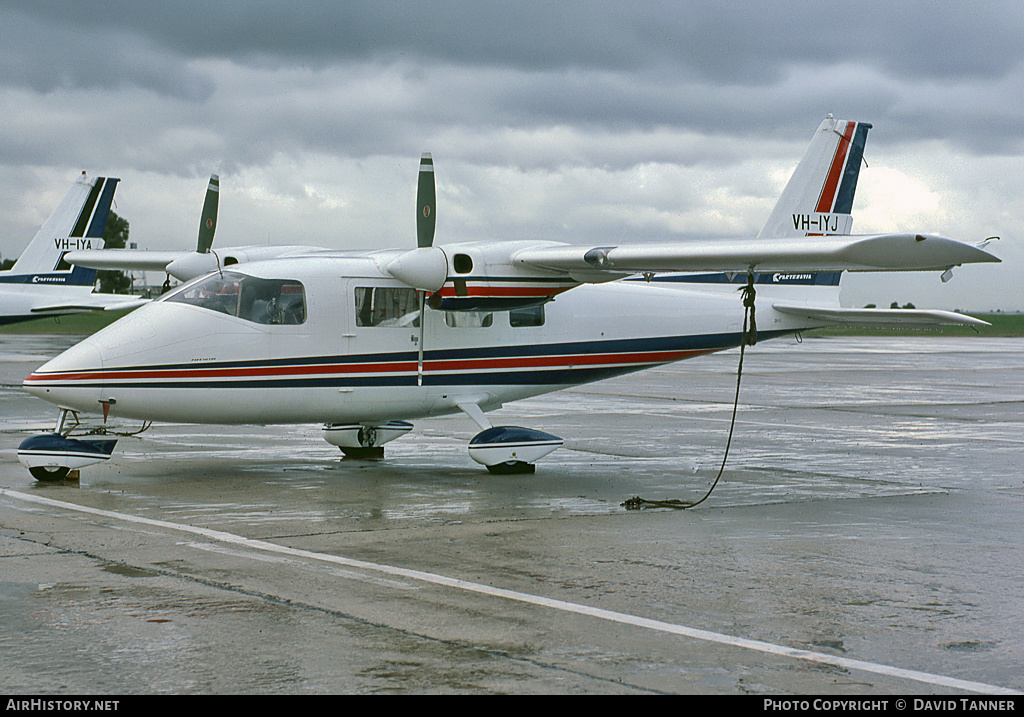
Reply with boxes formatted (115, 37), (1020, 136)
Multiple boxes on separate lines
(18, 117), (1000, 481)
(0, 173), (148, 325)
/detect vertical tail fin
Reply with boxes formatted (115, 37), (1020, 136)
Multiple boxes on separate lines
(8, 173), (119, 285)
(757, 116), (870, 239)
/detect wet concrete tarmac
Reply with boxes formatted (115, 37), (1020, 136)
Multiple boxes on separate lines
(1, 333), (1022, 695)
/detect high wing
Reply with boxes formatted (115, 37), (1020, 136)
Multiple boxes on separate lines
(377, 232), (999, 323)
(509, 233), (1000, 279)
(66, 250), (187, 273)
(65, 245), (322, 282)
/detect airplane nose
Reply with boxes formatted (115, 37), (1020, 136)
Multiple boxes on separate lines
(23, 339), (104, 413)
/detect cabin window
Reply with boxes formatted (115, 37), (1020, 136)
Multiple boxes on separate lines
(453, 254), (474, 274)
(509, 304), (545, 327)
(163, 271), (306, 325)
(445, 311), (493, 328)
(355, 287), (421, 327)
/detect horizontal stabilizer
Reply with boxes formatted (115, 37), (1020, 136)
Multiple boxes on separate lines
(772, 303), (990, 328)
(513, 234), (999, 278)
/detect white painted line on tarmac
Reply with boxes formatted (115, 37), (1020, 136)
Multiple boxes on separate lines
(4, 487), (1019, 695)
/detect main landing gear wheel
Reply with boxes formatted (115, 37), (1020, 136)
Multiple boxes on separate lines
(339, 446), (385, 460)
(322, 421), (413, 460)
(485, 460), (536, 475)
(28, 465), (70, 482)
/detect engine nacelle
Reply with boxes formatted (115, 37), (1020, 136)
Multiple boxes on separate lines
(422, 242), (580, 312)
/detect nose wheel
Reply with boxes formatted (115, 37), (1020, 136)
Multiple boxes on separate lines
(28, 465), (71, 482)
(17, 410), (118, 481)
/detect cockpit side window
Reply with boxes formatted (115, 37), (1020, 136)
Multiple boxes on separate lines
(163, 271), (306, 325)
(239, 277), (306, 324)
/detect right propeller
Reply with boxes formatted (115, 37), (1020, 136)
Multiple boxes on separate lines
(386, 153), (448, 292)
(417, 153), (436, 248)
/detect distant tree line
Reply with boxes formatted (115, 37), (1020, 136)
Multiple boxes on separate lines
(98, 211), (131, 294)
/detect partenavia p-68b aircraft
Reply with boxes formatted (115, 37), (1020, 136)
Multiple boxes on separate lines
(0, 173), (147, 325)
(17, 117), (1000, 481)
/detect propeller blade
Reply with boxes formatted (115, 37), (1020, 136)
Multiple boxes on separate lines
(197, 174), (219, 254)
(416, 154), (436, 248)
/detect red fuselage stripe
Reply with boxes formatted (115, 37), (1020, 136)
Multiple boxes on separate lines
(25, 349), (715, 385)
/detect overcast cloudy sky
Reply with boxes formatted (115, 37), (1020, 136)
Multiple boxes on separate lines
(1, 1), (1020, 310)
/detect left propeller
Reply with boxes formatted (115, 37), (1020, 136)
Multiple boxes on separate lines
(197, 174), (219, 254)
(164, 174), (222, 282)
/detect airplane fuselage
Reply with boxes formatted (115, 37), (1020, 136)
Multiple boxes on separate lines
(23, 253), (816, 426)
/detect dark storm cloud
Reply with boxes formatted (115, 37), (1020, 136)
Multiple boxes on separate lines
(0, 7), (213, 100)
(0, 1), (1020, 310)
(8, 1), (1024, 82)
(5, 0), (1024, 157)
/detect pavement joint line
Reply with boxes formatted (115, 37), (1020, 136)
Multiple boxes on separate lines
(3, 486), (1019, 696)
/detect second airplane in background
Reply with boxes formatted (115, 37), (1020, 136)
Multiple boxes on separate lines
(0, 173), (147, 325)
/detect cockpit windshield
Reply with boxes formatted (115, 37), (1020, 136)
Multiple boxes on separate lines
(162, 271), (306, 325)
